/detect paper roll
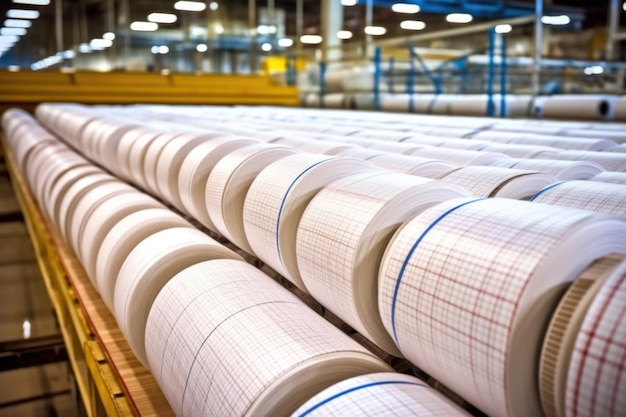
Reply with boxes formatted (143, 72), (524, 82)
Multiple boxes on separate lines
(46, 165), (104, 222)
(35, 151), (89, 207)
(145, 259), (391, 417)
(141, 132), (183, 197)
(565, 257), (626, 417)
(95, 208), (192, 312)
(473, 131), (617, 152)
(68, 182), (136, 255)
(479, 143), (559, 159)
(291, 372), (471, 417)
(549, 150), (626, 172)
(79, 191), (164, 284)
(113, 227), (242, 366)
(334, 148), (385, 160)
(126, 129), (171, 191)
(296, 170), (469, 354)
(178, 137), (258, 229)
(590, 171), (626, 185)
(115, 127), (159, 181)
(272, 137), (356, 156)
(367, 153), (456, 178)
(379, 197), (626, 417)
(440, 166), (556, 199)
(354, 140), (422, 155)
(531, 180), (626, 216)
(492, 158), (605, 180)
(243, 154), (371, 290)
(206, 143), (298, 251)
(539, 95), (614, 121)
(408, 146), (510, 167)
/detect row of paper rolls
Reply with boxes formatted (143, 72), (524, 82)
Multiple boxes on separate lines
(2, 103), (626, 417)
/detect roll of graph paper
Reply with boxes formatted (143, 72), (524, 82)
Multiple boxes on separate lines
(145, 259), (391, 417)
(549, 150), (626, 172)
(243, 153), (371, 290)
(291, 372), (471, 417)
(296, 170), (469, 354)
(113, 227), (242, 365)
(492, 158), (605, 180)
(590, 171), (626, 185)
(531, 180), (626, 216)
(379, 197), (626, 417)
(366, 153), (457, 179)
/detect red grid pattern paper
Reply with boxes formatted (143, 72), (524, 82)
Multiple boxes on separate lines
(591, 171), (626, 186)
(566, 260), (626, 417)
(532, 180), (626, 217)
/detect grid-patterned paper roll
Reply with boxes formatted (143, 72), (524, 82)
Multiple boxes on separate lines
(335, 148), (385, 160)
(550, 150), (626, 172)
(472, 130), (617, 151)
(178, 137), (257, 230)
(291, 372), (471, 417)
(113, 227), (243, 366)
(565, 257), (626, 417)
(206, 143), (298, 253)
(440, 166), (556, 199)
(94, 121), (143, 173)
(25, 142), (69, 190)
(531, 180), (626, 216)
(379, 197), (626, 417)
(408, 146), (510, 167)
(273, 137), (357, 156)
(492, 158), (605, 180)
(349, 139), (423, 155)
(590, 171), (626, 185)
(367, 153), (457, 178)
(78, 192), (163, 284)
(126, 129), (174, 191)
(479, 143), (558, 159)
(34, 151), (89, 206)
(115, 127), (162, 181)
(243, 154), (371, 290)
(141, 132), (183, 197)
(403, 136), (487, 150)
(46, 166), (104, 222)
(296, 170), (470, 354)
(145, 259), (391, 417)
(95, 208), (192, 311)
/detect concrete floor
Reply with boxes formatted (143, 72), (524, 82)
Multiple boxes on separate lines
(0, 172), (79, 417)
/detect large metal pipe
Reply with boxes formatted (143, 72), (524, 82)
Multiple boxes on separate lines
(249, 0), (257, 73)
(531, 0), (543, 107)
(607, 0), (620, 61)
(55, 0), (63, 55)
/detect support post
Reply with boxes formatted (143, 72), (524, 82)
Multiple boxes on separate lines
(373, 46), (381, 110)
(249, 0), (257, 73)
(487, 27), (496, 117)
(531, 0), (543, 112)
(500, 32), (508, 117)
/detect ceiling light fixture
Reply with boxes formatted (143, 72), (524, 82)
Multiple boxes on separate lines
(300, 34), (323, 44)
(174, 1), (206, 11)
(337, 30), (352, 39)
(79, 43), (91, 53)
(400, 20), (425, 30)
(1, 27), (26, 36)
(261, 42), (272, 51)
(90, 38), (112, 48)
(495, 24), (512, 34)
(6, 9), (40, 19)
(341, 0), (357, 5)
(0, 35), (19, 43)
(147, 13), (177, 24)
(12, 0), (50, 4)
(4, 19), (31, 28)
(392, 3), (420, 13)
(209, 2), (218, 10)
(278, 38), (293, 47)
(364, 25), (386, 35)
(158, 45), (169, 54)
(130, 21), (158, 31)
(541, 15), (570, 25)
(446, 13), (473, 23)
(103, 31), (115, 40)
(196, 43), (208, 52)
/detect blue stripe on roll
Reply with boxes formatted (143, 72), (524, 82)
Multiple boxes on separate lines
(529, 181), (566, 202)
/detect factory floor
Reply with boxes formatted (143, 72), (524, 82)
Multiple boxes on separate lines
(0, 160), (79, 417)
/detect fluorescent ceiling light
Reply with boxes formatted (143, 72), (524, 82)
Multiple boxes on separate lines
(584, 65), (603, 75)
(392, 3), (420, 13)
(79, 43), (91, 53)
(257, 25), (277, 35)
(62, 49), (75, 59)
(300, 34), (323, 44)
(337, 30), (352, 39)
(7, 9), (39, 19)
(158, 45), (169, 54)
(174, 1), (206, 11)
(196, 43), (208, 52)
(103, 31), (115, 40)
(209, 2), (218, 10)
(364, 25), (386, 35)
(495, 24), (512, 34)
(624, 2), (626, 11)
(341, 0), (357, 5)
(541, 15), (570, 25)
(261, 42), (272, 52)
(148, 13), (177, 24)
(446, 13), (473, 23)
(90, 38), (112, 48)
(8, 65), (19, 72)
(400, 20), (425, 30)
(278, 38), (293, 47)
(1, 27), (26, 36)
(150, 45), (159, 54)
(0, 35), (19, 43)
(4, 19), (31, 28)
(130, 21), (158, 31)
(12, 0), (50, 4)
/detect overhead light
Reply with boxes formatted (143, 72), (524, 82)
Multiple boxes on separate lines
(400, 20), (425, 30)
(8, 65), (20, 72)
(79, 43), (91, 53)
(130, 21), (158, 31)
(623, 2), (626, 11)
(584, 65), (604, 75)
(392, 3), (420, 13)
(257, 25), (277, 35)
(541, 15), (570, 25)
(150, 45), (159, 54)
(103, 31), (115, 40)
(1, 27), (26, 36)
(214, 24), (224, 34)
(261, 42), (272, 52)
(4, 19), (31, 28)
(209, 2), (218, 10)
(90, 38), (112, 49)
(6, 9), (40, 19)
(341, 0), (357, 5)
(446, 13), (473, 23)
(174, 1), (206, 11)
(495, 24), (512, 34)
(0, 35), (19, 43)
(12, 0), (50, 4)
(278, 38), (293, 47)
(364, 25), (386, 35)
(62, 49), (75, 59)
(337, 30), (352, 39)
(196, 43), (208, 52)
(148, 13), (177, 24)
(158, 45), (169, 54)
(300, 34), (322, 44)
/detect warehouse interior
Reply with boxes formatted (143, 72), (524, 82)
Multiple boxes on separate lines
(1, 1), (626, 417)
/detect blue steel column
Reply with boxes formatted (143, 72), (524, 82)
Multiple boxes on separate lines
(487, 27), (496, 117)
(500, 32), (507, 117)
(374, 46), (382, 110)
